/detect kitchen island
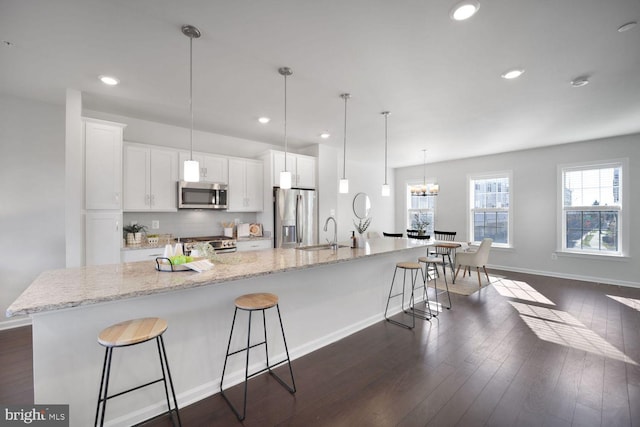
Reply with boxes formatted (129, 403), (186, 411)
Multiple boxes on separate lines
(8, 238), (430, 426)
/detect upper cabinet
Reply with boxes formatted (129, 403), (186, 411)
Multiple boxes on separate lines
(124, 143), (178, 212)
(272, 151), (316, 189)
(228, 158), (263, 212)
(84, 118), (126, 210)
(178, 151), (228, 183)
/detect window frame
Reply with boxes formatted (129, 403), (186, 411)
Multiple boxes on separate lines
(467, 170), (513, 248)
(406, 179), (437, 236)
(557, 158), (628, 257)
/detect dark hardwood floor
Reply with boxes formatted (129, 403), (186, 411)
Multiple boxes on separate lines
(2, 270), (639, 426)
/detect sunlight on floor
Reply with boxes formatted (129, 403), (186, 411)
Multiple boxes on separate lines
(607, 294), (640, 312)
(492, 279), (556, 305)
(509, 301), (637, 365)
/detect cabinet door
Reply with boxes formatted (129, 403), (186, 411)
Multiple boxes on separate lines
(227, 158), (246, 211)
(295, 155), (316, 189)
(123, 145), (151, 210)
(244, 160), (263, 211)
(85, 120), (123, 209)
(201, 154), (229, 183)
(149, 148), (178, 211)
(86, 212), (122, 266)
(272, 151), (297, 187)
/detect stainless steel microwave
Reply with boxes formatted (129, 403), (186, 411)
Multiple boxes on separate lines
(178, 181), (228, 209)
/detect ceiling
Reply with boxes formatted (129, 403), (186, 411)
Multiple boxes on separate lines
(2, 0), (639, 168)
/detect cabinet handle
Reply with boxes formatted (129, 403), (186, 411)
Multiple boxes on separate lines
(145, 194), (150, 205)
(115, 220), (119, 231)
(150, 194), (155, 206)
(115, 192), (120, 202)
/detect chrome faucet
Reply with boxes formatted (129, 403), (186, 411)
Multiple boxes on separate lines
(323, 216), (338, 249)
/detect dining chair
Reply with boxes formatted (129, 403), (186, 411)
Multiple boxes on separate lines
(454, 238), (493, 287)
(429, 230), (457, 279)
(383, 232), (403, 238)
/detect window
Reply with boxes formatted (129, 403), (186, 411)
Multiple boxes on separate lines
(560, 161), (623, 255)
(407, 182), (436, 235)
(469, 172), (511, 246)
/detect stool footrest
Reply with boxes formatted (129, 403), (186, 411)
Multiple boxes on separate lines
(227, 340), (266, 357)
(101, 377), (164, 402)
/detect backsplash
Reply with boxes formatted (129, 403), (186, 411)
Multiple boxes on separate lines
(123, 211), (259, 238)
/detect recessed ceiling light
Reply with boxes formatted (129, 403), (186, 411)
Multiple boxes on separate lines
(618, 21), (637, 32)
(501, 69), (525, 79)
(2, 40), (15, 48)
(450, 0), (480, 21)
(99, 75), (119, 86)
(570, 76), (590, 87)
(258, 117), (270, 124)
(320, 132), (330, 139)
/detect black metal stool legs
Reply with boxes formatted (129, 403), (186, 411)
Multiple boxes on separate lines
(220, 304), (296, 421)
(94, 337), (181, 427)
(385, 265), (431, 329)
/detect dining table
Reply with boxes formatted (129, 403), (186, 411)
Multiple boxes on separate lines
(429, 241), (462, 283)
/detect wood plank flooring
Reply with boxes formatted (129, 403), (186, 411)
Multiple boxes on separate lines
(2, 270), (639, 426)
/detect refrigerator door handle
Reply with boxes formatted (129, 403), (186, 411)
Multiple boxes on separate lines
(296, 194), (303, 244)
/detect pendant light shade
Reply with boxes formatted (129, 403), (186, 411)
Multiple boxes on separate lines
(381, 111), (390, 197)
(279, 67), (293, 189)
(339, 93), (351, 194)
(182, 24), (201, 182)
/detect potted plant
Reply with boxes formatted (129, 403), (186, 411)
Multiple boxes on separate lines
(412, 214), (430, 236)
(123, 224), (147, 247)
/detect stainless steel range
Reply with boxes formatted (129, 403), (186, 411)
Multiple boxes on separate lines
(180, 235), (237, 254)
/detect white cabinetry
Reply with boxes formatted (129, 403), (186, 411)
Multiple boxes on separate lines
(84, 118), (125, 209)
(121, 247), (165, 263)
(86, 212), (123, 266)
(272, 151), (316, 189)
(179, 151), (228, 183)
(124, 143), (178, 211)
(236, 239), (272, 252)
(228, 158), (263, 212)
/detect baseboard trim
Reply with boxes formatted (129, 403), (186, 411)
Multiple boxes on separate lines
(0, 316), (32, 331)
(488, 264), (640, 289)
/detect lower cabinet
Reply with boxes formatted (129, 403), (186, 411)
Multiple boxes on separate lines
(86, 212), (123, 266)
(236, 239), (272, 252)
(121, 247), (166, 263)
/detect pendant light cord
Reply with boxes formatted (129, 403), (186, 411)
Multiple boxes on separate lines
(383, 112), (389, 185)
(284, 72), (287, 172)
(342, 94), (349, 180)
(189, 36), (194, 161)
(423, 149), (427, 188)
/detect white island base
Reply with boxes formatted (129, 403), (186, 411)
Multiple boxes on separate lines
(27, 243), (428, 426)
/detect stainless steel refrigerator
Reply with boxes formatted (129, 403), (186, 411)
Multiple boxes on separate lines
(274, 187), (318, 248)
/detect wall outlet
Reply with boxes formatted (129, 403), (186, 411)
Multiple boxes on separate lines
(551, 252), (558, 260)
(330, 209), (335, 216)
(152, 220), (160, 229)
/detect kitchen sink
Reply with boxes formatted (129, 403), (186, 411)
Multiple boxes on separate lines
(295, 243), (350, 251)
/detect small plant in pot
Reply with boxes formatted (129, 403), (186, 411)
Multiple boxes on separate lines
(123, 224), (148, 246)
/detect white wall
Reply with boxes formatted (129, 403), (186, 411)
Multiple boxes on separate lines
(0, 95), (66, 328)
(394, 134), (640, 287)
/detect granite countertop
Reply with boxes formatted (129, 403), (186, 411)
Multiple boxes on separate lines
(7, 238), (429, 317)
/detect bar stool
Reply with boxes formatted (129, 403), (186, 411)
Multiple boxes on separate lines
(418, 254), (452, 312)
(95, 317), (181, 427)
(220, 292), (296, 421)
(384, 261), (432, 329)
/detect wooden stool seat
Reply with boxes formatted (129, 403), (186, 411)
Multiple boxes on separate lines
(234, 292), (278, 311)
(396, 261), (422, 270)
(98, 317), (167, 347)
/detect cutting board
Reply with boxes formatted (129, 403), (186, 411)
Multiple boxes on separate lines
(237, 223), (250, 237)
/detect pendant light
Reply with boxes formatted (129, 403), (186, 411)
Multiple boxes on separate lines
(339, 93), (351, 194)
(410, 149), (439, 196)
(381, 111), (390, 197)
(278, 67), (293, 189)
(182, 25), (201, 182)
